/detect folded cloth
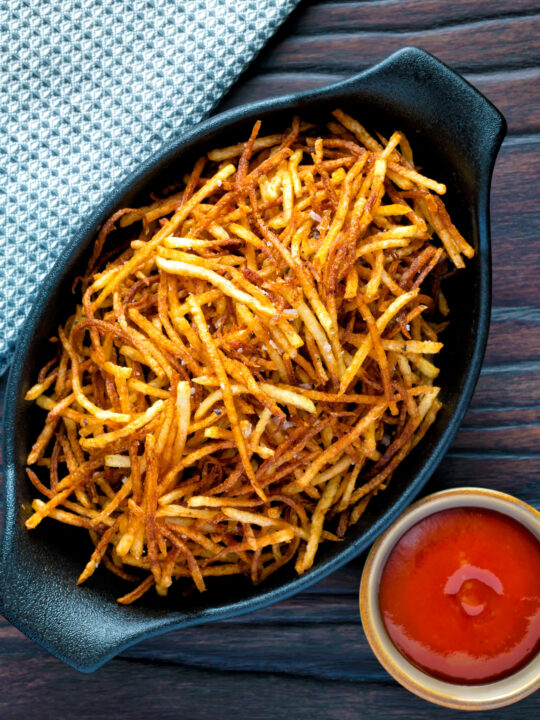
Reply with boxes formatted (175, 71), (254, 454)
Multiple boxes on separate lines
(0, 0), (300, 375)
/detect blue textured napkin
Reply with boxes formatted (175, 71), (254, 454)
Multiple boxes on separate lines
(0, 0), (300, 375)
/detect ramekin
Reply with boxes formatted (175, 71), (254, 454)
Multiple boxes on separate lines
(360, 487), (540, 710)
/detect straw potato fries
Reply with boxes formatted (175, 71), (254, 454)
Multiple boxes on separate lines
(24, 110), (472, 604)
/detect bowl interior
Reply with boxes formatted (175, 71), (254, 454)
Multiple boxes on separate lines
(0, 49), (502, 669)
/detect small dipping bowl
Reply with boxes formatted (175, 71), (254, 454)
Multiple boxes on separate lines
(360, 487), (540, 710)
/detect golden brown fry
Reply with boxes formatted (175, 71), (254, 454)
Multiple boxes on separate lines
(24, 110), (470, 603)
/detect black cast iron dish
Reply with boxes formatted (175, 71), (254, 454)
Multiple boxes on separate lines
(0, 48), (506, 671)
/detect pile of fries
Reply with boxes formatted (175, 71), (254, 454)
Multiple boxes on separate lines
(24, 110), (473, 604)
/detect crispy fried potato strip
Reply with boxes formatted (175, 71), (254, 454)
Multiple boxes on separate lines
(24, 111), (470, 602)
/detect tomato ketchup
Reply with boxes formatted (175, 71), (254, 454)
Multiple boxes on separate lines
(379, 507), (540, 684)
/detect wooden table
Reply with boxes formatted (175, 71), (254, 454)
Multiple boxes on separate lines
(1, 1), (539, 717)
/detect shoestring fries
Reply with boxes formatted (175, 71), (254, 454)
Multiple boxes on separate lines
(24, 110), (472, 603)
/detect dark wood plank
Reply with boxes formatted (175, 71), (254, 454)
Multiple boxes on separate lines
(219, 68), (540, 135)
(462, 405), (540, 427)
(490, 137), (540, 305)
(257, 15), (540, 73)
(0, 619), (383, 680)
(432, 453), (540, 506)
(484, 310), (540, 366)
(451, 424), (540, 452)
(0, 653), (537, 720)
(296, 1), (540, 33)
(471, 364), (540, 408)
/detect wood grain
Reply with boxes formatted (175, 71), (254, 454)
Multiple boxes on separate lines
(490, 138), (540, 305)
(296, 1), (540, 34)
(0, 653), (537, 720)
(257, 15), (540, 73)
(473, 363), (540, 405)
(0, 0), (539, 717)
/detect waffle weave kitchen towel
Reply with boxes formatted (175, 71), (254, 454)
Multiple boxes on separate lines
(0, 0), (300, 374)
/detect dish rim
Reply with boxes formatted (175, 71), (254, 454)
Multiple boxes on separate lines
(0, 46), (507, 671)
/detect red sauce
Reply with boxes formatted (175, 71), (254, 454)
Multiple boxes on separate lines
(379, 507), (540, 684)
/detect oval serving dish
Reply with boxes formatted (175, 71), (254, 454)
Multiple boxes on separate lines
(0, 47), (506, 671)
(360, 487), (540, 710)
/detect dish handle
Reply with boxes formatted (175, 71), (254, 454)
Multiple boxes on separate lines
(338, 46), (506, 190)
